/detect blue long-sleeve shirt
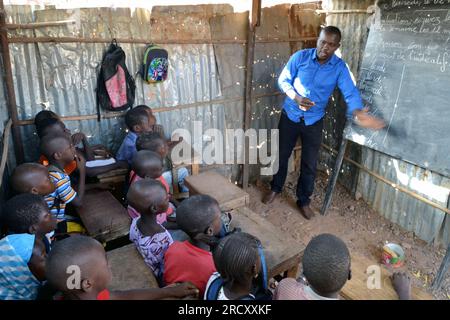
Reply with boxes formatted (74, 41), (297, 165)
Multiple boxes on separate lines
(116, 131), (138, 164)
(278, 48), (363, 125)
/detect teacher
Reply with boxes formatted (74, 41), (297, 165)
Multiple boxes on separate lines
(262, 26), (385, 220)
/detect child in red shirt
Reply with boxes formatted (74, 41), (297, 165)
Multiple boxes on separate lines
(45, 235), (199, 300)
(163, 195), (223, 297)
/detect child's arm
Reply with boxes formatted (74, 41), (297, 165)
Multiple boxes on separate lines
(167, 136), (183, 149)
(109, 282), (199, 300)
(72, 133), (95, 161)
(70, 153), (86, 207)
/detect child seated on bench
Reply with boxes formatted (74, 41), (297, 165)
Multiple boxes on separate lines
(116, 107), (152, 166)
(10, 163), (56, 197)
(35, 111), (125, 177)
(40, 134), (86, 240)
(128, 150), (175, 226)
(2, 193), (57, 253)
(273, 233), (411, 300)
(205, 232), (271, 300)
(0, 234), (47, 300)
(163, 195), (223, 297)
(45, 235), (199, 300)
(127, 179), (174, 283)
(134, 105), (182, 148)
(137, 132), (189, 193)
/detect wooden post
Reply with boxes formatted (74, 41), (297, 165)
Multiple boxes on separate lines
(432, 243), (450, 291)
(321, 138), (348, 215)
(242, 0), (261, 190)
(0, 1), (24, 164)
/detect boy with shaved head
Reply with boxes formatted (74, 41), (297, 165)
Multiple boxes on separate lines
(127, 179), (173, 283)
(39, 134), (86, 239)
(10, 163), (56, 196)
(46, 235), (199, 300)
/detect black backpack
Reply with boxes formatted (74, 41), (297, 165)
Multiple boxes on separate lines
(96, 39), (136, 121)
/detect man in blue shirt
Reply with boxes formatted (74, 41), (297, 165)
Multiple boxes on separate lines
(263, 26), (385, 220)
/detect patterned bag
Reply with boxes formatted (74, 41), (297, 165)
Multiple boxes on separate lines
(140, 44), (169, 83)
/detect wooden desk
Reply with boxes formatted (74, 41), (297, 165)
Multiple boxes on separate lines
(230, 206), (304, 280)
(80, 189), (131, 243)
(107, 244), (159, 290)
(185, 172), (250, 211)
(96, 168), (128, 184)
(341, 254), (433, 300)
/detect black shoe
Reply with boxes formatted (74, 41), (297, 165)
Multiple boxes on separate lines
(262, 191), (279, 204)
(296, 201), (315, 220)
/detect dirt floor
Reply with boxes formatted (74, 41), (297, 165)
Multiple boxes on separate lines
(248, 170), (449, 300)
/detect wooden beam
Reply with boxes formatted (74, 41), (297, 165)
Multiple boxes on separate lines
(16, 92), (284, 126)
(320, 143), (450, 215)
(242, 1), (261, 190)
(7, 36), (317, 44)
(315, 9), (373, 15)
(251, 0), (262, 28)
(0, 2), (24, 164)
(0, 119), (12, 188)
(2, 20), (76, 30)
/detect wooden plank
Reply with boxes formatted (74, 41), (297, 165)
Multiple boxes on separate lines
(106, 244), (159, 291)
(8, 36), (318, 45)
(96, 168), (128, 180)
(185, 171), (250, 211)
(79, 189), (131, 243)
(0, 0), (25, 164)
(97, 175), (127, 184)
(341, 254), (434, 300)
(230, 206), (304, 280)
(191, 164), (199, 176)
(251, 0), (262, 27)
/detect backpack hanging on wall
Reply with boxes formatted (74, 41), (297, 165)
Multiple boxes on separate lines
(139, 44), (169, 83)
(96, 39), (136, 121)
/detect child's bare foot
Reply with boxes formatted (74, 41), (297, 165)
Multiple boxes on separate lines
(391, 272), (411, 300)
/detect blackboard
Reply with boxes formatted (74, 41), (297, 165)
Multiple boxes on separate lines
(344, 0), (450, 176)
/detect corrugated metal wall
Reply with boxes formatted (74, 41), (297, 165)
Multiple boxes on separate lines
(0, 1), (448, 246)
(324, 0), (450, 247)
(4, 5), (233, 174)
(0, 3), (323, 181)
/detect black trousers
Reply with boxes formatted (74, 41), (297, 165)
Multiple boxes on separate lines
(271, 110), (323, 206)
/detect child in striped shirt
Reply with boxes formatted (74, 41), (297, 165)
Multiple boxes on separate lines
(39, 134), (86, 240)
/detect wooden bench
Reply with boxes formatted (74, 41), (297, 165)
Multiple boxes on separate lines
(230, 206), (304, 280)
(96, 168), (128, 184)
(185, 171), (250, 211)
(79, 189), (131, 243)
(106, 244), (159, 290)
(341, 254), (434, 300)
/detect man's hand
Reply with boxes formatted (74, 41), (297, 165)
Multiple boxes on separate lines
(295, 96), (315, 111)
(353, 108), (386, 130)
